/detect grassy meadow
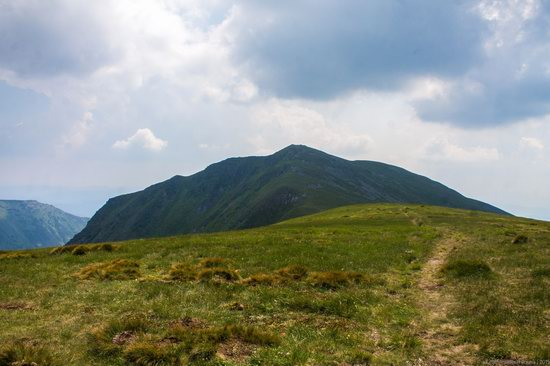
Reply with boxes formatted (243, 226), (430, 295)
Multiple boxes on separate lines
(0, 204), (548, 365)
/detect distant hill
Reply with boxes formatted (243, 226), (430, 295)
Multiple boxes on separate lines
(68, 144), (508, 244)
(0, 200), (88, 250)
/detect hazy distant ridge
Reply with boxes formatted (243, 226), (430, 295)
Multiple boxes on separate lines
(0, 200), (88, 250)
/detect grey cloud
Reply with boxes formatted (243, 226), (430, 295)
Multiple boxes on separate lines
(231, 0), (487, 99)
(230, 0), (550, 126)
(416, 3), (550, 126)
(0, 1), (116, 77)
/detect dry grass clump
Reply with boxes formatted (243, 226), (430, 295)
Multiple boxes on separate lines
(75, 259), (140, 280)
(165, 263), (197, 282)
(307, 271), (365, 289)
(241, 264), (308, 286)
(165, 258), (240, 283)
(197, 268), (240, 283)
(240, 265), (375, 289)
(275, 264), (309, 280)
(71, 246), (88, 256)
(241, 273), (281, 286)
(197, 257), (231, 269)
(0, 342), (57, 366)
(0, 252), (35, 260)
(50, 243), (117, 256)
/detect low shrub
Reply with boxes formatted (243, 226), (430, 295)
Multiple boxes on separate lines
(76, 259), (140, 280)
(442, 259), (493, 279)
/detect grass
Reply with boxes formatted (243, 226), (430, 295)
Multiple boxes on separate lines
(441, 259), (493, 279)
(0, 204), (548, 365)
(75, 259), (141, 280)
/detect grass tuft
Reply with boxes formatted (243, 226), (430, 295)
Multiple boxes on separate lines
(441, 259), (493, 279)
(87, 317), (149, 358)
(197, 257), (231, 269)
(0, 342), (57, 366)
(76, 259), (140, 280)
(166, 263), (197, 282)
(241, 273), (281, 286)
(50, 243), (117, 256)
(512, 234), (528, 244)
(275, 264), (309, 280)
(72, 246), (88, 256)
(348, 350), (373, 365)
(123, 341), (180, 366)
(285, 295), (358, 318)
(531, 268), (550, 278)
(0, 252), (34, 260)
(197, 267), (240, 283)
(307, 271), (365, 289)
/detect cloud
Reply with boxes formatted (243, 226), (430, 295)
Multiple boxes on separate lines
(423, 138), (500, 162)
(412, 0), (550, 126)
(0, 1), (118, 78)
(112, 128), (167, 151)
(520, 136), (544, 150)
(61, 111), (94, 148)
(229, 0), (486, 99)
(248, 99), (373, 156)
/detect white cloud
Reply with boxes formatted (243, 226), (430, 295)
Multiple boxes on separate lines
(249, 99), (373, 156)
(61, 111), (94, 149)
(113, 128), (167, 151)
(520, 136), (544, 150)
(423, 138), (500, 162)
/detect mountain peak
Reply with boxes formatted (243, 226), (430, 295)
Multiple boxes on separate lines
(273, 144), (329, 160)
(68, 146), (507, 245)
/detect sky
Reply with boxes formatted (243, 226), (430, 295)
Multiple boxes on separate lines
(0, 0), (549, 220)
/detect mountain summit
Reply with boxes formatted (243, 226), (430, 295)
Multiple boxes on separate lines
(68, 145), (507, 244)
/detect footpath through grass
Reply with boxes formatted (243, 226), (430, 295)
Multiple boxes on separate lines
(0, 204), (548, 365)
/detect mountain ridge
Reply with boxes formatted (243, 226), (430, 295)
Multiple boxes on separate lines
(0, 199), (89, 250)
(68, 144), (507, 244)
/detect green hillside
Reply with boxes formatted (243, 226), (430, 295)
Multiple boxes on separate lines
(0, 200), (88, 250)
(1, 204), (547, 365)
(69, 145), (507, 244)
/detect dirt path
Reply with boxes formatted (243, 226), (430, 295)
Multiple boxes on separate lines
(415, 232), (478, 365)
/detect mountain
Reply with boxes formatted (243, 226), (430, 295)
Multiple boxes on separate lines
(0, 200), (89, 250)
(68, 144), (508, 244)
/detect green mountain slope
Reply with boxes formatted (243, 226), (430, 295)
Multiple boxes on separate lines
(69, 145), (507, 244)
(1, 204), (547, 365)
(0, 200), (88, 250)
